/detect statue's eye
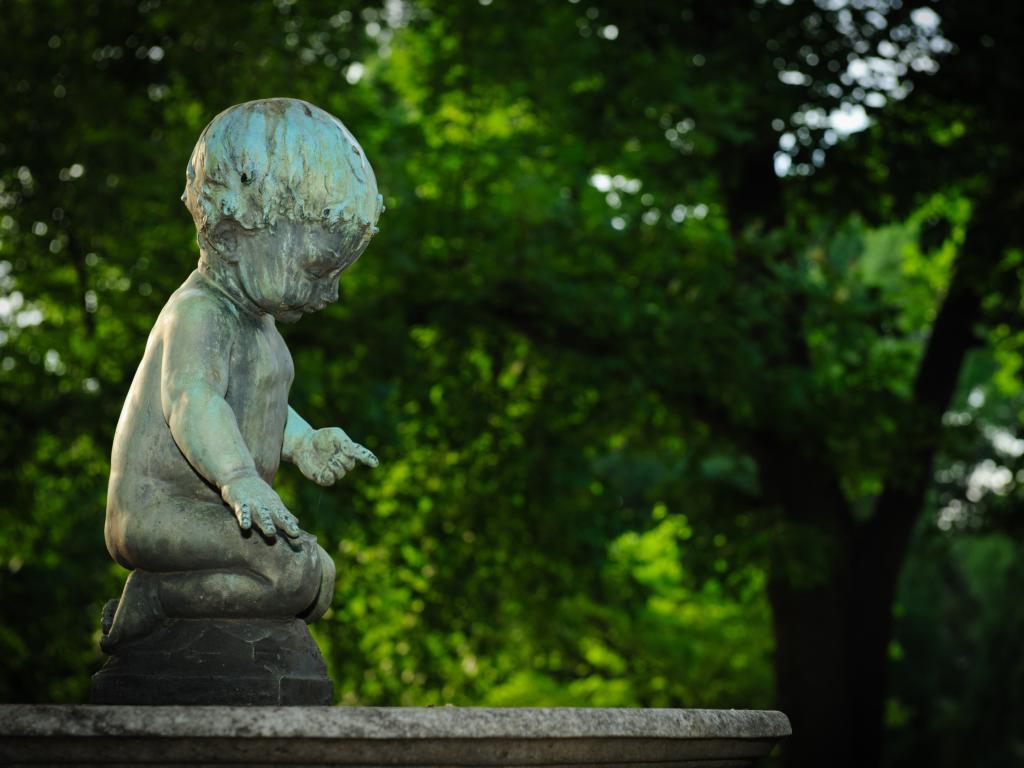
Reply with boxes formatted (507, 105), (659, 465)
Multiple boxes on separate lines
(307, 263), (342, 281)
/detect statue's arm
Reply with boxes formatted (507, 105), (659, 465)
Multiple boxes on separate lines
(281, 406), (314, 464)
(159, 296), (298, 537)
(159, 297), (256, 488)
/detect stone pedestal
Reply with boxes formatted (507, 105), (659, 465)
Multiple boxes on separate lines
(0, 705), (789, 766)
(91, 618), (331, 705)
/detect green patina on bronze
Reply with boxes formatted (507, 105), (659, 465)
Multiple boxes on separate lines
(101, 98), (382, 651)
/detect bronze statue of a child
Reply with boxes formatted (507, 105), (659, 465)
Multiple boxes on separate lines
(101, 98), (383, 649)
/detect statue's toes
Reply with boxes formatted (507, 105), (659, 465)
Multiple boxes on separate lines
(99, 631), (117, 653)
(101, 599), (119, 635)
(99, 619), (124, 653)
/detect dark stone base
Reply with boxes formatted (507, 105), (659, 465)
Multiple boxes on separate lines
(91, 618), (332, 706)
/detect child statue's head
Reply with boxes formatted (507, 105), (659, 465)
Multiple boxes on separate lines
(182, 98), (383, 322)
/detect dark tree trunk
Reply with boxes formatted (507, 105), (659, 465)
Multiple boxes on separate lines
(764, 212), (996, 767)
(769, 562), (855, 768)
(844, 526), (913, 768)
(755, 430), (858, 768)
(768, 524), (914, 768)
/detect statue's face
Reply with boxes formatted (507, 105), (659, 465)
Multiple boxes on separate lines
(226, 219), (368, 323)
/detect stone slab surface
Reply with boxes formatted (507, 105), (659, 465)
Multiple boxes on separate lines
(0, 705), (789, 766)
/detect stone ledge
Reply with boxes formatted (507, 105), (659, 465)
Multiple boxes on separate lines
(0, 705), (790, 766)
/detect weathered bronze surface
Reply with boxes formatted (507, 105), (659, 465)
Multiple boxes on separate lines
(94, 98), (382, 703)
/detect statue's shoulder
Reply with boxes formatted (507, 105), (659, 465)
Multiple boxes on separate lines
(157, 272), (242, 337)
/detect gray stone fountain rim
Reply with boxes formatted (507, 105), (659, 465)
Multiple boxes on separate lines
(1, 705), (790, 741)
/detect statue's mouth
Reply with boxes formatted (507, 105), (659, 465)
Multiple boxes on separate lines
(301, 296), (332, 313)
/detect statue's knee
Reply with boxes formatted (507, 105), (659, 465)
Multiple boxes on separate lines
(266, 535), (322, 612)
(318, 544), (336, 593)
(106, 513), (145, 570)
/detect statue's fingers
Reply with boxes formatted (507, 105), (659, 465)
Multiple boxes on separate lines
(280, 507), (299, 527)
(277, 507), (301, 538)
(255, 504), (277, 538)
(330, 453), (356, 473)
(350, 443), (379, 468)
(237, 502), (252, 530)
(316, 467), (335, 487)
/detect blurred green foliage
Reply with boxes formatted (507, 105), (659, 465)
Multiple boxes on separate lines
(1, 2), (1023, 767)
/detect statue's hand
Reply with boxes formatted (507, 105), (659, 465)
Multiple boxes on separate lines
(221, 475), (301, 539)
(293, 427), (379, 487)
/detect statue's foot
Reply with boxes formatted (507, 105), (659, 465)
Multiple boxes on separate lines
(101, 599), (118, 635)
(100, 572), (164, 653)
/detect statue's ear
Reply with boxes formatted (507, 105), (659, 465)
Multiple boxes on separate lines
(207, 220), (240, 263)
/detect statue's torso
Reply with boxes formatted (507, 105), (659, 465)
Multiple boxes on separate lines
(107, 272), (294, 515)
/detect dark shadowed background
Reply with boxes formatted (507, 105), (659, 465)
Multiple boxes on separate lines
(2, 1), (1023, 766)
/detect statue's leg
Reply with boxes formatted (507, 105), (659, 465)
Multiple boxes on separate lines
(101, 570), (164, 651)
(103, 498), (324, 649)
(299, 544), (336, 623)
